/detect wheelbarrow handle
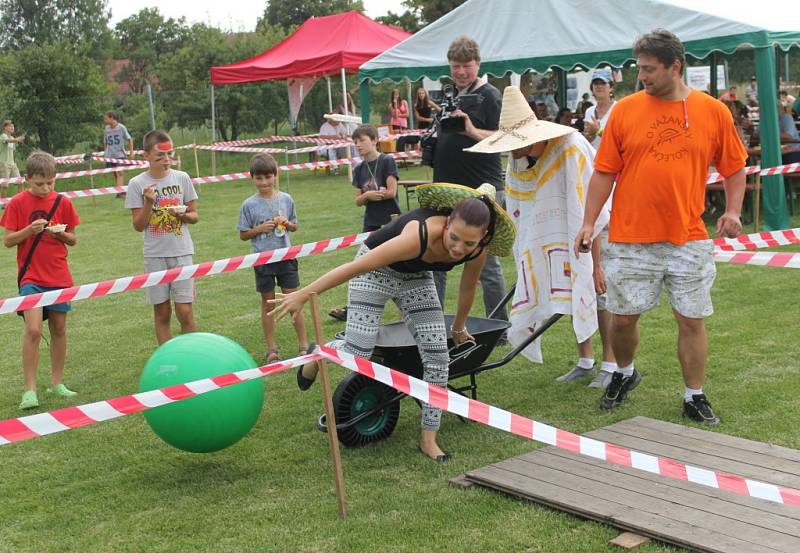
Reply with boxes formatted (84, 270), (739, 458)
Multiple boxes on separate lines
(476, 313), (564, 372)
(487, 285), (516, 320)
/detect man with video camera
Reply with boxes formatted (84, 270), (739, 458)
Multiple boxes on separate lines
(430, 35), (507, 325)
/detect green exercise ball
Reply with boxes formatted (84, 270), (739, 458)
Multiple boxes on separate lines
(139, 333), (264, 453)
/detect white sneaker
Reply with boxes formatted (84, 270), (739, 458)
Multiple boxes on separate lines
(555, 363), (596, 382)
(588, 370), (614, 389)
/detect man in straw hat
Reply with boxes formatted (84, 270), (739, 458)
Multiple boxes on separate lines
(467, 86), (613, 385)
(271, 182), (514, 462)
(574, 29), (746, 424)
(431, 35), (508, 329)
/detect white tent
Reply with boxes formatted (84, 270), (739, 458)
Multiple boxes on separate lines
(358, 0), (800, 229)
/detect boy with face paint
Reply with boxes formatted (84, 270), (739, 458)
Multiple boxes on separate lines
(125, 130), (199, 344)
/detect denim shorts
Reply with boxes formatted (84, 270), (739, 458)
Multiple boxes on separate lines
(18, 283), (71, 320)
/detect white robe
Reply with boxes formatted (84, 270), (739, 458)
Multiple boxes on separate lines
(506, 132), (610, 363)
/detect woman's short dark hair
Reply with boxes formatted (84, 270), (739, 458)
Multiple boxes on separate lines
(449, 196), (496, 248)
(633, 28), (686, 73)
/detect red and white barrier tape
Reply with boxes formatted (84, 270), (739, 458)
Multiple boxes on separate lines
(0, 152), (419, 204)
(713, 250), (800, 268)
(191, 144), (288, 154)
(205, 135), (325, 148)
(0, 163), (146, 188)
(4, 342), (798, 509)
(713, 228), (800, 251)
(0, 232), (368, 315)
(0, 353), (321, 445)
(285, 142), (353, 154)
(706, 162), (800, 184)
(706, 165), (761, 184)
(90, 157), (149, 166)
(760, 162), (800, 177)
(317, 346), (800, 507)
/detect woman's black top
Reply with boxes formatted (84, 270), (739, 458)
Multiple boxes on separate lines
(363, 208), (483, 273)
(417, 104), (433, 129)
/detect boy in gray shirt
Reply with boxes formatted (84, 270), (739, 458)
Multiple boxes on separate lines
(237, 153), (306, 363)
(125, 130), (198, 344)
(103, 111), (133, 189)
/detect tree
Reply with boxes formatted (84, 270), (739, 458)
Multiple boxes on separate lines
(376, 0), (466, 32)
(157, 24), (290, 141)
(0, 0), (113, 59)
(114, 8), (190, 94)
(0, 42), (107, 153)
(261, 0), (365, 29)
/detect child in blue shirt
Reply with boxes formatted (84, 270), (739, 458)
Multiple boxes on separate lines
(238, 154), (307, 362)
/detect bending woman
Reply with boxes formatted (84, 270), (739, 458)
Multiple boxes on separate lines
(271, 183), (515, 462)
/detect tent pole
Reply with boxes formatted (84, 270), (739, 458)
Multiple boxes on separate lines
(327, 77), (333, 112)
(340, 68), (349, 116)
(359, 77), (370, 125)
(709, 53), (718, 97)
(754, 45), (788, 230)
(210, 84), (217, 175)
(406, 78), (414, 129)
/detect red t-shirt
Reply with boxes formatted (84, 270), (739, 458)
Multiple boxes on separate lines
(0, 190), (80, 287)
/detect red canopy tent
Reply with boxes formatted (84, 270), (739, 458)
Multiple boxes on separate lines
(211, 11), (410, 85)
(210, 12), (411, 134)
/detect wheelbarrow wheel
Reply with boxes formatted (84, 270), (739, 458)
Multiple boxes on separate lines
(332, 372), (400, 448)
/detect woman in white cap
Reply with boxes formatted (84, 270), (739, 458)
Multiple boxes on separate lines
(270, 183), (515, 462)
(583, 68), (616, 150)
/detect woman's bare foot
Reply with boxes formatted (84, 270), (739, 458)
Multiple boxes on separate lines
(419, 429), (450, 462)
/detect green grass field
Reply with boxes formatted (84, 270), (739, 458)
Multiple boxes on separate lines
(0, 150), (798, 553)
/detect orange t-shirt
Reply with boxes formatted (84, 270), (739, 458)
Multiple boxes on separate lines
(595, 90), (746, 245)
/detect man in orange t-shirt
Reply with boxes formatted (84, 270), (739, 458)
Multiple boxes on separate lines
(574, 29), (747, 425)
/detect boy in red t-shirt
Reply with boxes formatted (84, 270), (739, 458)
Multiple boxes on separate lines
(1, 151), (80, 410)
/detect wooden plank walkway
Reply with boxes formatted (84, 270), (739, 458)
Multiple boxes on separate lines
(462, 416), (800, 553)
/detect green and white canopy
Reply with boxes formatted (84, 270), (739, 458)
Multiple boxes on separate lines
(359, 0), (800, 83)
(359, 0), (799, 230)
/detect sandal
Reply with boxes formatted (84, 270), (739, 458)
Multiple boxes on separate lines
(266, 349), (281, 364)
(328, 307), (348, 322)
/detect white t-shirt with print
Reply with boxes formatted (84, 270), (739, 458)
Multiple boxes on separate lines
(125, 169), (198, 257)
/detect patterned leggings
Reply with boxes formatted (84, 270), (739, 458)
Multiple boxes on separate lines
(329, 246), (450, 431)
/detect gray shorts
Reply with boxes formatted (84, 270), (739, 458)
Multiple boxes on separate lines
(144, 255), (195, 305)
(603, 240), (716, 318)
(0, 163), (20, 183)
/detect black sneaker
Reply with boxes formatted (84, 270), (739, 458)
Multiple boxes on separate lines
(599, 369), (641, 410)
(683, 394), (720, 425)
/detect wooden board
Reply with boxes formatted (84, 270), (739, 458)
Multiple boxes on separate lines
(463, 417), (800, 553)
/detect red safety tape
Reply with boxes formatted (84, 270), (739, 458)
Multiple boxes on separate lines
(0, 232), (368, 314)
(713, 227), (800, 251)
(317, 346), (800, 508)
(0, 353), (320, 445)
(713, 250), (800, 268)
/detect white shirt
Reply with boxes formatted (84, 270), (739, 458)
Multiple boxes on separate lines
(583, 101), (616, 150)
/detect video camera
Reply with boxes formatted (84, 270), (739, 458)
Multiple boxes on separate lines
(420, 84), (482, 167)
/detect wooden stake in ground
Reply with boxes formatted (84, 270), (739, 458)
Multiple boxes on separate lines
(89, 159), (96, 206)
(308, 293), (348, 518)
(193, 144), (200, 178)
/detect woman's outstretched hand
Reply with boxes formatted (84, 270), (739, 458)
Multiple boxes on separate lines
(267, 290), (309, 321)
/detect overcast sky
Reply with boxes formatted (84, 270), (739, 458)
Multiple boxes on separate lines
(106, 0), (798, 33)
(107, 0), (396, 31)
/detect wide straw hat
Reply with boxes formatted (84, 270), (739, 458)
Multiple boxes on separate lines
(465, 86), (575, 154)
(416, 182), (516, 257)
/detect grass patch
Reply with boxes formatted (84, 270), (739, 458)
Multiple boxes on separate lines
(0, 155), (798, 552)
